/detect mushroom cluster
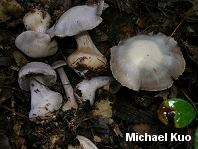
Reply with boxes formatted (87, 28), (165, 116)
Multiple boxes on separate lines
(12, 2), (188, 148)
(15, 0), (186, 128)
(16, 0), (110, 123)
(15, 9), (58, 58)
(47, 0), (108, 78)
(14, 8), (61, 123)
(110, 33), (185, 91)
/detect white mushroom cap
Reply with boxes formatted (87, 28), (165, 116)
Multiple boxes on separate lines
(76, 135), (98, 149)
(18, 62), (57, 91)
(47, 0), (108, 38)
(68, 135), (98, 149)
(23, 9), (51, 33)
(15, 31), (58, 58)
(110, 33), (185, 91)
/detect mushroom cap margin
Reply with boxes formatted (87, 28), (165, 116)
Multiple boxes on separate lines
(110, 33), (186, 91)
(47, 2), (109, 38)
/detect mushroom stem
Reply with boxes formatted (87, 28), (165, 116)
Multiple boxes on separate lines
(96, 0), (105, 16)
(29, 75), (62, 123)
(56, 67), (78, 111)
(23, 9), (51, 33)
(74, 30), (101, 55)
(67, 31), (108, 77)
(75, 76), (115, 106)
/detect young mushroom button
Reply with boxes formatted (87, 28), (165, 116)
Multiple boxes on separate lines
(51, 60), (78, 111)
(18, 62), (63, 123)
(110, 33), (186, 91)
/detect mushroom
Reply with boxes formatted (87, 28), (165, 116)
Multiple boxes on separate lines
(67, 31), (108, 77)
(18, 62), (62, 123)
(75, 76), (115, 106)
(110, 32), (186, 91)
(76, 135), (98, 149)
(47, 0), (108, 77)
(15, 31), (58, 58)
(51, 60), (78, 112)
(23, 9), (51, 33)
(47, 0), (108, 38)
(68, 135), (98, 149)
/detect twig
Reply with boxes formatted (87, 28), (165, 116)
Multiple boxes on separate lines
(170, 7), (193, 38)
(0, 104), (29, 120)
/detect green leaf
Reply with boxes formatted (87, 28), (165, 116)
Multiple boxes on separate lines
(158, 98), (197, 128)
(195, 127), (198, 149)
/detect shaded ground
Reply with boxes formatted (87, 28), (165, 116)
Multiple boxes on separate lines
(0, 0), (198, 148)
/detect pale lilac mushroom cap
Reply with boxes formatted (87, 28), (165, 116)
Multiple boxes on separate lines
(15, 31), (58, 58)
(23, 9), (51, 33)
(110, 33), (186, 91)
(18, 62), (57, 90)
(47, 0), (109, 38)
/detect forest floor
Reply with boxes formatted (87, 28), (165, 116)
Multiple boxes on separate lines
(0, 0), (198, 148)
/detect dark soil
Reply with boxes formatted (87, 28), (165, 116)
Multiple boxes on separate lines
(0, 0), (198, 149)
